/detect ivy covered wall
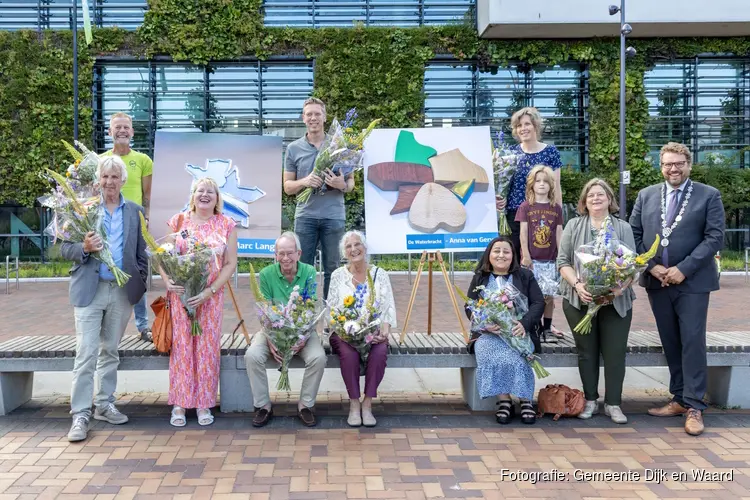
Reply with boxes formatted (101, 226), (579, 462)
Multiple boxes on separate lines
(1, 2), (749, 227)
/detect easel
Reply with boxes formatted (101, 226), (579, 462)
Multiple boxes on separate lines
(227, 282), (252, 346)
(399, 250), (469, 344)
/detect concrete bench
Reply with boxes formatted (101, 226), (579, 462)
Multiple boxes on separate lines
(1, 331), (749, 415)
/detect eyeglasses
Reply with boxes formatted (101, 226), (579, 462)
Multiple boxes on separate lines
(276, 251), (297, 258)
(661, 161), (688, 169)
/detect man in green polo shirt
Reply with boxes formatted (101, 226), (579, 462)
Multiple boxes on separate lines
(245, 232), (327, 428)
(102, 112), (154, 342)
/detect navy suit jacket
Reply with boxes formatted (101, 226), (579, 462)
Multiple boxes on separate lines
(630, 180), (725, 293)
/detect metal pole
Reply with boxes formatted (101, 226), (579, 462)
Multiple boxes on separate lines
(618, 0), (626, 219)
(408, 253), (412, 285)
(72, 0), (79, 141)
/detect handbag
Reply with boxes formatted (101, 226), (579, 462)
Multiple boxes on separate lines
(150, 295), (172, 353)
(536, 384), (586, 421)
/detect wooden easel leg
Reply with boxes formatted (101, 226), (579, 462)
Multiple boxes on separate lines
(227, 282), (252, 346)
(436, 251), (470, 343)
(399, 251), (426, 344)
(427, 253), (433, 335)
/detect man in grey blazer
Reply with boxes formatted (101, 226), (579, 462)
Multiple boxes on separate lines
(60, 155), (148, 442)
(630, 142), (725, 436)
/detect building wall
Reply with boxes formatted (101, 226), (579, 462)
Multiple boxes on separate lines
(478, 0), (750, 38)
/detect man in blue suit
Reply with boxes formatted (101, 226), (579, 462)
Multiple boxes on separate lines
(630, 142), (725, 436)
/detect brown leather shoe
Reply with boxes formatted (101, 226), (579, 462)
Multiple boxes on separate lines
(648, 401), (688, 417)
(298, 407), (317, 427)
(685, 409), (704, 436)
(252, 407), (273, 428)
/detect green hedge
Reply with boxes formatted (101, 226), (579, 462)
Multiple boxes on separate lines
(1, 3), (749, 231)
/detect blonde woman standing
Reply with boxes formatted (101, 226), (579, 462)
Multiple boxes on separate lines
(159, 178), (238, 427)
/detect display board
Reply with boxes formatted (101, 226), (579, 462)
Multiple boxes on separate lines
(363, 126), (498, 254)
(150, 131), (283, 257)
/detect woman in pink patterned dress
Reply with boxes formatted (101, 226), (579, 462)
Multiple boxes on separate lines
(159, 178), (237, 427)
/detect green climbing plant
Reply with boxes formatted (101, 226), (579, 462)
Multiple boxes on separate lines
(0, 6), (749, 226)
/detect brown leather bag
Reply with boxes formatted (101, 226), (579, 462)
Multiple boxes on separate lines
(150, 295), (172, 353)
(536, 384), (586, 421)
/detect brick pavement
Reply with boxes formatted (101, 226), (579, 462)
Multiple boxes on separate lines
(1, 275), (748, 342)
(2, 396), (750, 500)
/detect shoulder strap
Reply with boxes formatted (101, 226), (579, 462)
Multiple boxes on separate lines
(372, 266), (379, 282)
(173, 213), (186, 233)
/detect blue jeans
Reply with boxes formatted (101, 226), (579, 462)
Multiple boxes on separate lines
(294, 216), (345, 300)
(133, 292), (149, 332)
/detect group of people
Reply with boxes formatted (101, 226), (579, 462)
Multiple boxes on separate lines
(480, 119), (724, 435)
(62, 101), (724, 444)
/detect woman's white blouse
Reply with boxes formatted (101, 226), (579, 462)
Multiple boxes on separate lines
(327, 265), (398, 328)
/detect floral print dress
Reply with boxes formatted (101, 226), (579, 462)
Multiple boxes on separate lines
(167, 212), (235, 409)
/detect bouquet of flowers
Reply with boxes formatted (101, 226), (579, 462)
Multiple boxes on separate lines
(40, 168), (130, 287)
(61, 140), (99, 196)
(456, 281), (550, 379)
(533, 261), (561, 297)
(140, 213), (224, 336)
(248, 263), (326, 391)
(296, 108), (381, 204)
(492, 131), (523, 235)
(573, 216), (661, 334)
(329, 270), (382, 374)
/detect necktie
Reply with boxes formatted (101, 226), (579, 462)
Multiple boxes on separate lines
(662, 188), (680, 267)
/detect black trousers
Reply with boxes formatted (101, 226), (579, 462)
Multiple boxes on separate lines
(506, 209), (522, 258)
(647, 287), (710, 411)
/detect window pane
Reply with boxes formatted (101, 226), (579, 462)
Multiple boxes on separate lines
(531, 65), (587, 169)
(696, 60), (747, 164)
(476, 65), (527, 138)
(96, 64), (152, 155)
(209, 64), (261, 135)
(0, 0), (146, 30)
(95, 61), (314, 154)
(155, 65), (206, 133)
(261, 63), (314, 145)
(644, 59), (749, 167)
(644, 62), (694, 164)
(262, 0), (473, 28)
(424, 63), (475, 128)
(425, 62), (587, 169)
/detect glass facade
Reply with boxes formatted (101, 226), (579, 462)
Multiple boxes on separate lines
(0, 0), (148, 31)
(92, 61), (314, 156)
(0, 0), (472, 30)
(644, 59), (750, 168)
(423, 62), (589, 170)
(263, 0), (474, 27)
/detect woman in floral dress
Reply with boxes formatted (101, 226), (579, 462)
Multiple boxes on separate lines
(159, 178), (238, 427)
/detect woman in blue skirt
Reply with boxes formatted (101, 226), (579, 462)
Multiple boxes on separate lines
(465, 236), (545, 424)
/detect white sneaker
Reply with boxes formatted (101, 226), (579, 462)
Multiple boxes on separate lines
(604, 404), (628, 424)
(94, 403), (129, 425)
(67, 415), (89, 442)
(577, 400), (599, 419)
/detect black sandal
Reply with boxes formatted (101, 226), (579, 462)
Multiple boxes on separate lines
(495, 399), (514, 425)
(520, 400), (536, 425)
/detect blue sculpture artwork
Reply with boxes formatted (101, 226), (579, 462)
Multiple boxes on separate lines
(184, 159), (266, 228)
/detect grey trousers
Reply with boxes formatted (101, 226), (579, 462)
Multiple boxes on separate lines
(244, 330), (327, 408)
(70, 281), (132, 418)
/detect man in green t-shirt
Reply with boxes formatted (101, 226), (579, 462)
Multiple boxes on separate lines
(244, 232), (327, 428)
(102, 112), (154, 341)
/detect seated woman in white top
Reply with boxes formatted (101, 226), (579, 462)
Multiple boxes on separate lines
(327, 230), (397, 428)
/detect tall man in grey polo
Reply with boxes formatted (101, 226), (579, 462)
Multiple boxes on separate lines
(60, 156), (148, 442)
(283, 98), (354, 299)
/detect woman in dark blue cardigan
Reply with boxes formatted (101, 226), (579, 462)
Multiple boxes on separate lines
(465, 236), (545, 424)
